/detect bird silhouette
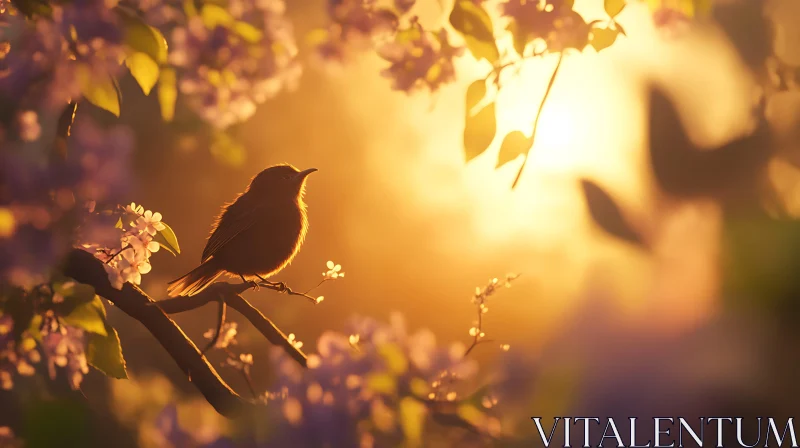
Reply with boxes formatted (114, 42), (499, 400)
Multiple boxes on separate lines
(167, 164), (317, 297)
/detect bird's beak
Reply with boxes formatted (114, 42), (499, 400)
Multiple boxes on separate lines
(295, 168), (318, 180)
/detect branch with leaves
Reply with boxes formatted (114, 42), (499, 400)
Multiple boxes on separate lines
(60, 248), (343, 417)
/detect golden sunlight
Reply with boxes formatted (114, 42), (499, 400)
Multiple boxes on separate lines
(332, 1), (759, 343)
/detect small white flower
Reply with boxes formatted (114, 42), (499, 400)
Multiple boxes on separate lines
(136, 209), (166, 236)
(287, 333), (303, 350)
(323, 260), (344, 279)
(125, 202), (144, 215)
(239, 353), (253, 365)
(18, 110), (41, 142)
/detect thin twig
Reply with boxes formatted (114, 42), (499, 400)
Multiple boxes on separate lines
(512, 52), (565, 189)
(223, 347), (257, 399)
(201, 294), (227, 355)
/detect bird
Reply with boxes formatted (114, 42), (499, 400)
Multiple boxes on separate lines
(167, 164), (317, 297)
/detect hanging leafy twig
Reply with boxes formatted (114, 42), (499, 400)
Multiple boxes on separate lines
(511, 52), (564, 189)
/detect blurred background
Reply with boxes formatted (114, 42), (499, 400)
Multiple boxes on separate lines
(6, 0), (800, 445)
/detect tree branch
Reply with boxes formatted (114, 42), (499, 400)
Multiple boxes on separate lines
(62, 249), (258, 418)
(152, 283), (309, 367)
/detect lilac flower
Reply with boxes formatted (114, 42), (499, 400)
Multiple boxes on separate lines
(500, 0), (589, 52)
(651, 7), (691, 36)
(40, 312), (89, 389)
(313, 0), (400, 62)
(66, 116), (134, 205)
(0, 0), (124, 110)
(168, 0), (301, 129)
(0, 314), (40, 390)
(377, 24), (464, 93)
(259, 313), (479, 446)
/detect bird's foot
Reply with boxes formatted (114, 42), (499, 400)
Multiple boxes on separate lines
(263, 280), (287, 292)
(241, 276), (260, 291)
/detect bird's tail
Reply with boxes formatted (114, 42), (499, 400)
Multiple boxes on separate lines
(167, 261), (224, 297)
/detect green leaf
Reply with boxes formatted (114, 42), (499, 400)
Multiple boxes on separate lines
(399, 397), (427, 447)
(456, 404), (487, 427)
(232, 21), (263, 43)
(62, 296), (107, 336)
(580, 178), (646, 247)
(378, 343), (408, 375)
(465, 79), (487, 113)
(464, 103), (496, 162)
(496, 130), (533, 168)
(27, 314), (42, 342)
(604, 0), (626, 18)
(77, 65), (121, 117)
(52, 278), (96, 316)
(53, 279), (95, 304)
(118, 10), (168, 64)
(590, 27), (620, 52)
(201, 4), (234, 29)
(125, 52), (160, 95)
(366, 373), (397, 395)
(210, 131), (246, 167)
(87, 326), (127, 379)
(464, 80), (494, 162)
(158, 67), (177, 122)
(464, 79), (497, 162)
(449, 0), (499, 63)
(152, 221), (181, 256)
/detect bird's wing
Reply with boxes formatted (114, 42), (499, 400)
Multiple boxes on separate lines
(201, 195), (264, 262)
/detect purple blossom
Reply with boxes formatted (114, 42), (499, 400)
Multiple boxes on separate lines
(500, 0), (588, 52)
(0, 0), (124, 110)
(40, 312), (89, 390)
(66, 116), (134, 205)
(0, 314), (41, 391)
(313, 0), (400, 62)
(257, 313), (479, 446)
(377, 25), (464, 92)
(168, 0), (301, 129)
(0, 113), (133, 285)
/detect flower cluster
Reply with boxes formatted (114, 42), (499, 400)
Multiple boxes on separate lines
(78, 202), (168, 289)
(0, 115), (134, 288)
(313, 0), (401, 62)
(0, 314), (40, 390)
(0, 0), (124, 111)
(378, 21), (464, 92)
(314, 1), (464, 93)
(500, 0), (590, 53)
(39, 311), (89, 389)
(165, 0), (301, 129)
(257, 312), (485, 446)
(322, 260), (345, 280)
